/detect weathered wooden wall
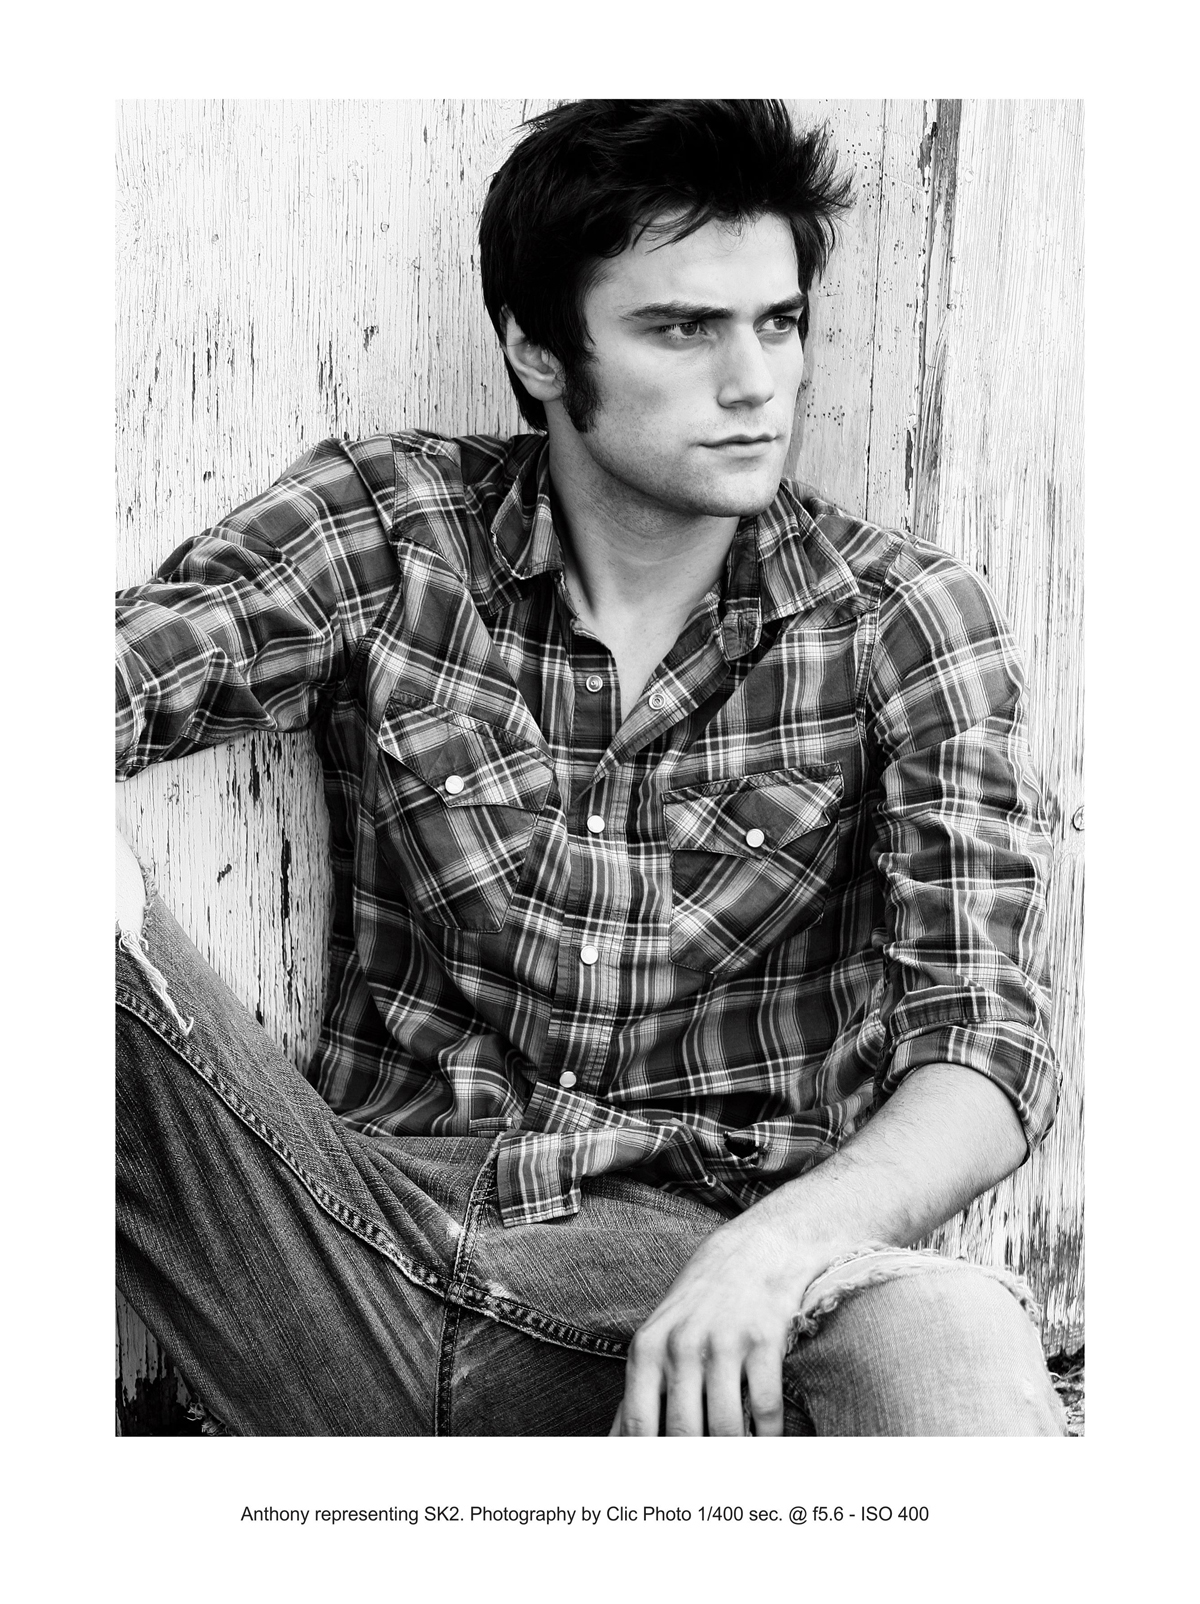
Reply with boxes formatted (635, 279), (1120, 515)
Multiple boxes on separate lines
(115, 98), (1084, 1431)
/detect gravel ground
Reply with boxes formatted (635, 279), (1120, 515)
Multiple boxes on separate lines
(1049, 1350), (1084, 1436)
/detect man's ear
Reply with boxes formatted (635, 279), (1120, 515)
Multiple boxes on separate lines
(502, 312), (565, 404)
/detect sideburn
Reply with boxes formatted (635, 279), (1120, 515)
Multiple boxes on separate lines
(559, 357), (603, 434)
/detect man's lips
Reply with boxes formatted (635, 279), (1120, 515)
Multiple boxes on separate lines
(704, 434), (779, 447)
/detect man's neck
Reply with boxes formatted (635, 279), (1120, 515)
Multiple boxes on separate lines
(547, 434), (739, 714)
(548, 432), (738, 615)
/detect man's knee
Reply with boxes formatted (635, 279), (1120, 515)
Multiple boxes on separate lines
(116, 827), (148, 938)
(787, 1253), (1067, 1436)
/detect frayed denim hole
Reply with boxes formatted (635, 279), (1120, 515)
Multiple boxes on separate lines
(785, 1246), (1043, 1355)
(117, 927), (195, 1037)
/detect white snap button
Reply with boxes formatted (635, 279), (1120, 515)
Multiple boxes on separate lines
(558, 1071), (578, 1089)
(585, 674), (604, 693)
(586, 814), (605, 834)
(579, 944), (599, 966)
(744, 827), (766, 848)
(443, 773), (465, 796)
(648, 691), (666, 710)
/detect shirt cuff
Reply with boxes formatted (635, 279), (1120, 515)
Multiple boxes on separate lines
(879, 1018), (1059, 1158)
(115, 652), (139, 774)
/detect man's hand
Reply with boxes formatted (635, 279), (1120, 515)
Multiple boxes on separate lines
(609, 1209), (817, 1437)
(608, 1065), (1029, 1436)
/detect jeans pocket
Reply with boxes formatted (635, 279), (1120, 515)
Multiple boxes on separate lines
(664, 764), (843, 975)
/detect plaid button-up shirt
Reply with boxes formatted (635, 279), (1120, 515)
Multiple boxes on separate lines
(117, 431), (1058, 1226)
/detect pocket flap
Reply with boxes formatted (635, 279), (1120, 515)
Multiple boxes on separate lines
(663, 766), (843, 858)
(377, 704), (554, 813)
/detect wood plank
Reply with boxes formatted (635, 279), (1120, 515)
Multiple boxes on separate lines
(116, 1289), (198, 1435)
(863, 98), (940, 530)
(911, 100), (1085, 1352)
(784, 98), (887, 512)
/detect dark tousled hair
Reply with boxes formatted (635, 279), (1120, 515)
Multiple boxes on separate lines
(479, 99), (854, 431)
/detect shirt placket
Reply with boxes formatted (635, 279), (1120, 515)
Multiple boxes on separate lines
(538, 620), (629, 1096)
(505, 590), (752, 1213)
(499, 525), (781, 1217)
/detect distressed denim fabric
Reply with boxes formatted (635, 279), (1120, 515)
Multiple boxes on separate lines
(117, 890), (1065, 1437)
(785, 1247), (1065, 1435)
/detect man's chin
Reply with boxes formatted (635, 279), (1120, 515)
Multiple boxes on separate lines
(694, 466), (786, 519)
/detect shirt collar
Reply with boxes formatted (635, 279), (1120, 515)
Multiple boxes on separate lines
(716, 482), (866, 661)
(479, 436), (563, 616)
(479, 437), (864, 647)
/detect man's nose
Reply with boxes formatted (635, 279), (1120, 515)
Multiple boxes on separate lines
(715, 329), (776, 410)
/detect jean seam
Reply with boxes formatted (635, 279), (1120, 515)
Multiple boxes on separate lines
(452, 1157), (632, 1360)
(446, 1142), (503, 1300)
(118, 986), (631, 1361)
(435, 1146), (499, 1437)
(118, 987), (453, 1304)
(433, 1301), (463, 1438)
(442, 1290), (629, 1357)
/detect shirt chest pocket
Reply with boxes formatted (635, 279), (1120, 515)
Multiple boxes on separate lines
(372, 704), (556, 933)
(663, 765), (843, 975)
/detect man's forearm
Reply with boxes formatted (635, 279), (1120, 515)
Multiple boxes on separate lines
(730, 1062), (1028, 1290)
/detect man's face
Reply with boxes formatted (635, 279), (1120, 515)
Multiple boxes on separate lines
(561, 212), (806, 520)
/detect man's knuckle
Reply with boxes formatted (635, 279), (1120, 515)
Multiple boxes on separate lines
(705, 1329), (742, 1359)
(628, 1328), (663, 1365)
(664, 1328), (702, 1364)
(746, 1327), (785, 1358)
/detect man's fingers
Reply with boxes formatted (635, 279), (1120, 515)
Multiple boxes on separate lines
(661, 1353), (705, 1437)
(619, 1333), (667, 1436)
(745, 1345), (786, 1437)
(617, 1315), (789, 1437)
(702, 1354), (746, 1436)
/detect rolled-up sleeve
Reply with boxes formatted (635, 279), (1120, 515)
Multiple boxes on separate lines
(116, 437), (398, 778)
(866, 543), (1059, 1152)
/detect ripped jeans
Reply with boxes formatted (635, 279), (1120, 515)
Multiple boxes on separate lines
(116, 888), (1066, 1437)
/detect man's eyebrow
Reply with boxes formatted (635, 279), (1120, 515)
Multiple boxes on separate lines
(622, 292), (807, 323)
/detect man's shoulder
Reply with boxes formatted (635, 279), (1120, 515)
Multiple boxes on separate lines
(782, 480), (1003, 626)
(391, 428), (544, 506)
(269, 430), (543, 593)
(278, 428), (541, 514)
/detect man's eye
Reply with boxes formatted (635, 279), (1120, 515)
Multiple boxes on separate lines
(660, 320), (704, 340)
(764, 315), (800, 334)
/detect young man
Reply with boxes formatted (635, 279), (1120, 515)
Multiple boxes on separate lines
(116, 100), (1066, 1435)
